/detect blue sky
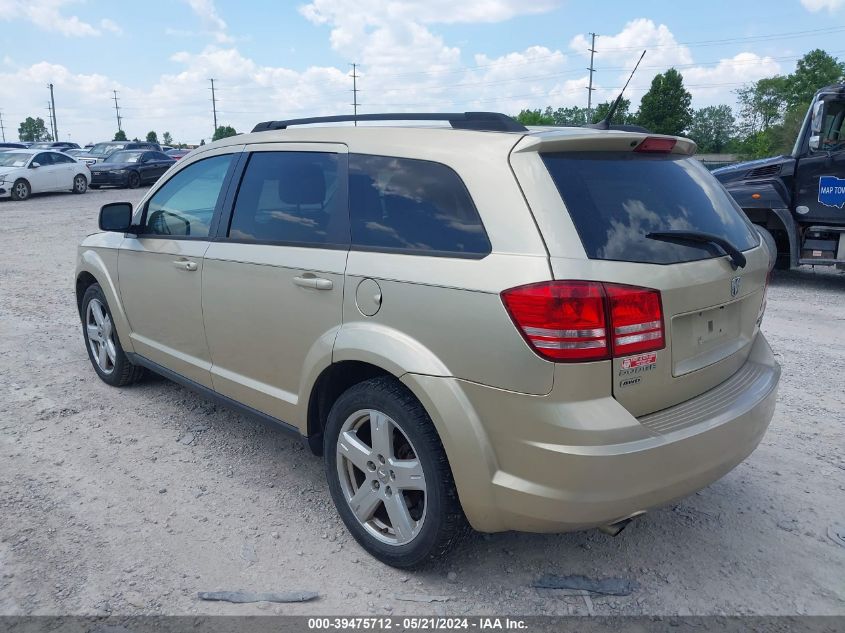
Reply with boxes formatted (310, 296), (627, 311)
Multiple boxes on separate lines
(1, 0), (844, 144)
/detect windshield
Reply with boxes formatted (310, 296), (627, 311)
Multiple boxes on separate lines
(107, 151), (144, 164)
(90, 143), (124, 156)
(542, 152), (759, 265)
(0, 152), (31, 167)
(30, 143), (53, 149)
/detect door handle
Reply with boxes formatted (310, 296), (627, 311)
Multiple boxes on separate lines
(293, 275), (333, 290)
(173, 259), (198, 272)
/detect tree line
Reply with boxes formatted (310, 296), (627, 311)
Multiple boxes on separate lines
(515, 48), (845, 158)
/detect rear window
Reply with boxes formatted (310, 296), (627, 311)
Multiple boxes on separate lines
(542, 152), (759, 265)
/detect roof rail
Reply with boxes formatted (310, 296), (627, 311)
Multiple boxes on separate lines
(251, 112), (528, 133)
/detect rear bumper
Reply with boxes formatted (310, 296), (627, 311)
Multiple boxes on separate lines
(403, 333), (779, 533)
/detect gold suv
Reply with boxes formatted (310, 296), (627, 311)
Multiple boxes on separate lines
(76, 112), (780, 568)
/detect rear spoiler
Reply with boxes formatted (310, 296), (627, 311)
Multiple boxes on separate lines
(512, 131), (697, 156)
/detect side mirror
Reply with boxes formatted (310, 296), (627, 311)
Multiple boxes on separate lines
(99, 202), (133, 232)
(809, 135), (820, 151)
(30, 162), (40, 169)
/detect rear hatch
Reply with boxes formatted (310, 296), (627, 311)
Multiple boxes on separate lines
(511, 132), (769, 417)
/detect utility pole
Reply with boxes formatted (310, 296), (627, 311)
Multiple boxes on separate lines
(113, 90), (123, 132)
(586, 32), (597, 124)
(46, 101), (55, 140)
(48, 83), (58, 141)
(0, 110), (5, 142)
(209, 78), (218, 136)
(350, 63), (359, 126)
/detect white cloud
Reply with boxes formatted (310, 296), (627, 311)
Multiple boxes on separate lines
(0, 0), (120, 37)
(569, 19), (781, 109)
(99, 18), (123, 36)
(801, 0), (845, 11)
(183, 0), (233, 43)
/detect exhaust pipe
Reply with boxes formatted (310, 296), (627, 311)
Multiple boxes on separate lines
(598, 511), (646, 536)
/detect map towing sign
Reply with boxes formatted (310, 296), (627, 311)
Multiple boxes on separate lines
(818, 175), (845, 208)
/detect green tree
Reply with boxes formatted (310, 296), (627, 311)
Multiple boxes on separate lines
(162, 131), (173, 146)
(687, 105), (736, 153)
(637, 69), (693, 135)
(549, 106), (589, 126)
(113, 129), (127, 141)
(735, 76), (788, 137)
(591, 98), (636, 125)
(146, 131), (158, 143)
(784, 49), (845, 109)
(212, 125), (237, 141)
(18, 116), (52, 142)
(515, 109), (554, 125)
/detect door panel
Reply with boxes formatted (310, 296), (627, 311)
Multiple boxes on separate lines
(117, 150), (240, 386)
(795, 150), (845, 223)
(118, 239), (212, 385)
(29, 154), (56, 192)
(202, 244), (346, 424)
(201, 143), (348, 428)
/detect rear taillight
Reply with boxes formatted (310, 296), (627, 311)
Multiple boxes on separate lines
(605, 284), (664, 355)
(501, 281), (664, 362)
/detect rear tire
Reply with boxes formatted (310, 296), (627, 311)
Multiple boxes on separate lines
(11, 179), (30, 201)
(324, 376), (467, 568)
(72, 174), (88, 194)
(80, 283), (145, 387)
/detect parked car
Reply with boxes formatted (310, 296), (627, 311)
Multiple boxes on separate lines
(81, 141), (163, 167)
(1, 149), (89, 200)
(76, 111), (779, 568)
(89, 150), (174, 189)
(30, 141), (81, 151)
(0, 142), (27, 150)
(65, 148), (91, 158)
(165, 148), (191, 160)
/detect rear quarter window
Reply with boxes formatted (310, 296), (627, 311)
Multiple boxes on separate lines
(349, 154), (490, 258)
(542, 152), (759, 265)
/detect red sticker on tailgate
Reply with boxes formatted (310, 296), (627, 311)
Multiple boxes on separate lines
(620, 352), (657, 370)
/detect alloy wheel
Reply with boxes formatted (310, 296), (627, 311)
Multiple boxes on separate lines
(74, 175), (87, 193)
(86, 298), (116, 375)
(336, 409), (427, 546)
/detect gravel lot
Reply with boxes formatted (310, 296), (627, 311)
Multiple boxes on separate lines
(1, 188), (844, 617)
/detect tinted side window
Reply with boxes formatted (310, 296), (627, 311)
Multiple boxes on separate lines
(53, 153), (75, 163)
(142, 154), (234, 238)
(35, 153), (54, 166)
(349, 154), (490, 257)
(228, 151), (346, 246)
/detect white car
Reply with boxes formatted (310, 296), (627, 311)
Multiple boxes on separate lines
(0, 149), (90, 201)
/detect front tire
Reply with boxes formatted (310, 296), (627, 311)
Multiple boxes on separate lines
(11, 179), (30, 201)
(126, 171), (141, 189)
(80, 283), (144, 387)
(324, 376), (466, 568)
(72, 174), (88, 194)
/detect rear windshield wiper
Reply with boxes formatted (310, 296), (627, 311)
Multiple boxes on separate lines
(645, 230), (747, 269)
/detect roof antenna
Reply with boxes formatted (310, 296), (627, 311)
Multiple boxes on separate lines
(588, 50), (646, 130)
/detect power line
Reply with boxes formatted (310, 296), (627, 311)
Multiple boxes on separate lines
(586, 32), (597, 121)
(113, 90), (123, 132)
(350, 63), (359, 125)
(209, 78), (218, 134)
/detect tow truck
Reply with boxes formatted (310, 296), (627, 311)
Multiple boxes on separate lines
(714, 84), (845, 269)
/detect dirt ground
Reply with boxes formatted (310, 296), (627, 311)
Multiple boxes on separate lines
(0, 187), (843, 617)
